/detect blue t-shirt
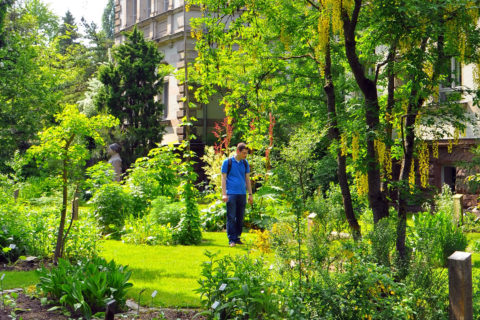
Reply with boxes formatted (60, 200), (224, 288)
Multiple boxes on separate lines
(221, 157), (250, 195)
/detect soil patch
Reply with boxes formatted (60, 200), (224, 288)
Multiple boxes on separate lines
(0, 257), (48, 272)
(0, 292), (206, 320)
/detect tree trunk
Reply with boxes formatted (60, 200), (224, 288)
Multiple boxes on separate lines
(324, 42), (361, 240)
(54, 158), (68, 264)
(382, 43), (396, 193)
(53, 135), (74, 264)
(342, 1), (389, 223)
(396, 111), (416, 265)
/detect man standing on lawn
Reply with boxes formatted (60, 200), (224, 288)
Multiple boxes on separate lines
(221, 142), (253, 247)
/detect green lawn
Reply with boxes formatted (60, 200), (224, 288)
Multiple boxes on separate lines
(99, 231), (256, 308)
(1, 270), (38, 290)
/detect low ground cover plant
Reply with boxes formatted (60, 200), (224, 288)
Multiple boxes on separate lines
(36, 257), (132, 319)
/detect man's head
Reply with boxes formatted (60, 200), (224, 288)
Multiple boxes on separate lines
(236, 142), (249, 160)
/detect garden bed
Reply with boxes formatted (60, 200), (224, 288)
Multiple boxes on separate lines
(0, 292), (206, 320)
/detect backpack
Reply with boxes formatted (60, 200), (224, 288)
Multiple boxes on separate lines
(227, 157), (248, 176)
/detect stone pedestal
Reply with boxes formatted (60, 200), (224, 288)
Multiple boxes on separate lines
(448, 251), (472, 320)
(453, 194), (464, 225)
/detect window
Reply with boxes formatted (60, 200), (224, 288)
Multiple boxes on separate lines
(439, 58), (461, 103)
(164, 0), (169, 11)
(162, 81), (169, 119)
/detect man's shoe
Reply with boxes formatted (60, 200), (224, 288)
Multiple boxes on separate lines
(229, 242), (236, 247)
(236, 239), (244, 245)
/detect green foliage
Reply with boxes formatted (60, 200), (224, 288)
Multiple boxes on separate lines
(172, 143), (202, 245)
(101, 0), (115, 39)
(84, 162), (115, 191)
(150, 196), (184, 227)
(0, 0), (14, 47)
(243, 185), (282, 230)
(307, 256), (414, 319)
(201, 146), (228, 195)
(0, 203), (28, 263)
(28, 105), (118, 173)
(125, 145), (181, 201)
(368, 213), (397, 267)
(97, 26), (171, 166)
(57, 10), (79, 54)
(411, 187), (468, 267)
(200, 200), (226, 232)
(36, 257), (133, 319)
(403, 261), (448, 319)
(308, 183), (350, 235)
(27, 105), (118, 262)
(90, 183), (131, 238)
(0, 201), (101, 262)
(121, 213), (173, 245)
(196, 251), (281, 320)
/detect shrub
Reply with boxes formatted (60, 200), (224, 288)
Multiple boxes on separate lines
(90, 183), (132, 238)
(305, 257), (415, 319)
(307, 183), (350, 234)
(121, 213), (173, 245)
(84, 162), (116, 191)
(411, 205), (467, 267)
(368, 214), (397, 267)
(62, 212), (102, 261)
(196, 251), (281, 319)
(36, 257), (133, 319)
(150, 196), (184, 227)
(0, 203), (31, 263)
(124, 146), (180, 200)
(200, 200), (226, 231)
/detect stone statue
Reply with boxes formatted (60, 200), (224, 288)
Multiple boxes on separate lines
(107, 143), (122, 182)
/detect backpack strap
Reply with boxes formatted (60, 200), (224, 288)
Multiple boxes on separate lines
(227, 158), (248, 176)
(227, 157), (232, 175)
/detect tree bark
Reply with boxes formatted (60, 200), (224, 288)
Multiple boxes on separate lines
(396, 110), (417, 265)
(342, 0), (389, 223)
(53, 135), (74, 264)
(324, 42), (361, 240)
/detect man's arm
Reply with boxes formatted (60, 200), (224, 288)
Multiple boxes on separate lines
(221, 173), (228, 202)
(246, 173), (253, 204)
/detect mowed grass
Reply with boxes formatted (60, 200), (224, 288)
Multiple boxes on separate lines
(99, 231), (256, 308)
(0, 270), (38, 290)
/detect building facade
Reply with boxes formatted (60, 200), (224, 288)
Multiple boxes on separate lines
(114, 0), (224, 145)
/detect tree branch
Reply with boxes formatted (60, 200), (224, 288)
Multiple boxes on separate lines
(304, 0), (319, 10)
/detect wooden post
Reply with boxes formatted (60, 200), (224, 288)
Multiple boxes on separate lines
(448, 251), (472, 320)
(105, 300), (116, 320)
(453, 194), (463, 225)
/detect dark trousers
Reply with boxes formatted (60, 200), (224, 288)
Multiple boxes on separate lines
(226, 194), (246, 243)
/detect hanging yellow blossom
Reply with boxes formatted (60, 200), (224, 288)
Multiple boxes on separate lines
(418, 141), (429, 188)
(352, 134), (359, 162)
(375, 140), (386, 168)
(448, 140), (453, 153)
(432, 140), (439, 159)
(341, 133), (348, 156)
(409, 160), (415, 193)
(384, 147), (392, 180)
(356, 173), (369, 196)
(454, 127), (460, 145)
